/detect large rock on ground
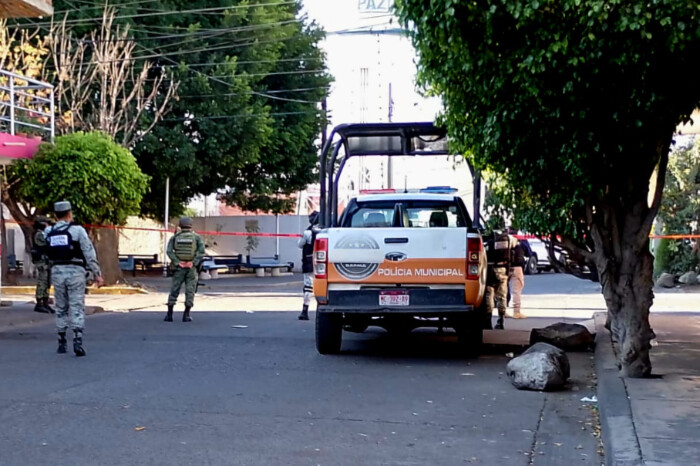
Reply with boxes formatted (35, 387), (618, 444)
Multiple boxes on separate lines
(656, 273), (675, 288)
(679, 271), (698, 285)
(506, 342), (570, 391)
(529, 322), (594, 351)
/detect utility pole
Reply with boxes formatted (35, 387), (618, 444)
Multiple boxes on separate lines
(162, 177), (170, 277)
(387, 82), (394, 188)
(321, 97), (328, 149)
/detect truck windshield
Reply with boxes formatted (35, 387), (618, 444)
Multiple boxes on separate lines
(342, 200), (468, 228)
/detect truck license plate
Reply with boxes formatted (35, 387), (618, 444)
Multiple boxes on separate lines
(379, 291), (409, 306)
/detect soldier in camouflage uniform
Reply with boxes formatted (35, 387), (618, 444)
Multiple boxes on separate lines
(484, 218), (518, 330)
(32, 216), (54, 314)
(45, 201), (103, 356)
(165, 217), (205, 322)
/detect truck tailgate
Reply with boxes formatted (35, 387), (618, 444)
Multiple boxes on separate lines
(326, 227), (466, 284)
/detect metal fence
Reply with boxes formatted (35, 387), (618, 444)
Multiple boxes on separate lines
(0, 68), (54, 141)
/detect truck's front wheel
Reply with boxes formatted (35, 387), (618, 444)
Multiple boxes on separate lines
(316, 312), (342, 354)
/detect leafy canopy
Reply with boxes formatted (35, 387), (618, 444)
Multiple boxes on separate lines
(46, 0), (330, 216)
(16, 132), (150, 225)
(396, 0), (700, 242)
(654, 139), (700, 275)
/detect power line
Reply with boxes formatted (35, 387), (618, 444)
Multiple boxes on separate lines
(178, 86), (330, 98)
(53, 0), (160, 14)
(74, 19), (302, 44)
(162, 110), (320, 122)
(53, 0), (328, 110)
(12, 1), (297, 28)
(96, 69), (327, 82)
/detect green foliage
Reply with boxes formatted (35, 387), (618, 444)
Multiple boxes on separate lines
(655, 139), (700, 275)
(396, 0), (700, 244)
(48, 0), (331, 217)
(244, 222), (260, 254)
(653, 238), (671, 278)
(14, 132), (150, 226)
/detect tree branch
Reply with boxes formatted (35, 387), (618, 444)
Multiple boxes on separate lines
(640, 138), (671, 243)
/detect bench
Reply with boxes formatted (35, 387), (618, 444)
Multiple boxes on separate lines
(245, 255), (294, 277)
(200, 259), (229, 279)
(8, 254), (23, 272)
(119, 254), (160, 277)
(203, 254), (244, 274)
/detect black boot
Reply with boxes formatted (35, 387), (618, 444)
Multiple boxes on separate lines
(44, 298), (55, 314)
(57, 332), (67, 354)
(495, 316), (504, 330)
(298, 305), (309, 321)
(73, 329), (86, 357)
(34, 300), (51, 314)
(164, 304), (174, 322)
(183, 306), (192, 322)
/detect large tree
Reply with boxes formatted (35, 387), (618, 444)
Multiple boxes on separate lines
(13, 132), (150, 283)
(395, 0), (700, 376)
(45, 0), (331, 217)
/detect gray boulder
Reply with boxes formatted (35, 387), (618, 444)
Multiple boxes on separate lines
(656, 273), (675, 288)
(507, 342), (570, 391)
(678, 271), (698, 285)
(529, 322), (594, 351)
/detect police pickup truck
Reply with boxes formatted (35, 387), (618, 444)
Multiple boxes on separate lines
(312, 123), (487, 356)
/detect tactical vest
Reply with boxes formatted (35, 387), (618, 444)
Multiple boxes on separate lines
(301, 228), (316, 274)
(173, 231), (198, 261)
(31, 230), (47, 263)
(46, 224), (86, 267)
(486, 231), (511, 267)
(511, 243), (526, 267)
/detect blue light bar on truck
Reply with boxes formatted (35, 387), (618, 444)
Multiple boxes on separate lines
(420, 186), (458, 194)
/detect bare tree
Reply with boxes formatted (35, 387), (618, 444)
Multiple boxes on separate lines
(48, 8), (178, 146)
(1, 8), (179, 282)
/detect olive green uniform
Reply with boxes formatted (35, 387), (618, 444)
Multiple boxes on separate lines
(33, 229), (50, 302)
(167, 230), (205, 307)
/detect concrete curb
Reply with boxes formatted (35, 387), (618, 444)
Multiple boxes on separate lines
(593, 312), (644, 466)
(1, 286), (148, 295)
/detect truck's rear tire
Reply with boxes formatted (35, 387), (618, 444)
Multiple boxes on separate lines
(316, 312), (342, 354)
(455, 315), (483, 358)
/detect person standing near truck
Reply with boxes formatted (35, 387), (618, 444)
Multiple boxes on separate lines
(297, 211), (319, 321)
(508, 231), (527, 319)
(484, 220), (518, 330)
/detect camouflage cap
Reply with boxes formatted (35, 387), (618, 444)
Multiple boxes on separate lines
(54, 201), (71, 213)
(179, 217), (194, 229)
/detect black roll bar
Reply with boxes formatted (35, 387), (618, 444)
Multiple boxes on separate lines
(318, 122), (480, 228)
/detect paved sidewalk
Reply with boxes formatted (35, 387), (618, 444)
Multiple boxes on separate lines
(596, 312), (700, 466)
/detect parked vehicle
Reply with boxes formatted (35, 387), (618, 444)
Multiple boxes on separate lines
(519, 237), (565, 274)
(313, 123), (487, 356)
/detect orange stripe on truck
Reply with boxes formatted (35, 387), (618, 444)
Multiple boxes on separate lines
(328, 258), (467, 284)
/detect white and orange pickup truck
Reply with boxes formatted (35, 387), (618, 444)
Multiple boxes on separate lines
(313, 123), (487, 355)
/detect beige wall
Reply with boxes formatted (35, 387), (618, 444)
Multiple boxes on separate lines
(193, 215), (308, 272)
(118, 217), (167, 260)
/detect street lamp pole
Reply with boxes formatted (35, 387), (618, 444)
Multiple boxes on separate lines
(162, 177), (170, 277)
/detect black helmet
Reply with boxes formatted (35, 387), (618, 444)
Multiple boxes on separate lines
(308, 211), (319, 226)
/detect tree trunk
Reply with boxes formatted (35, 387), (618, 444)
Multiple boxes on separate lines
(92, 228), (123, 285)
(1, 190), (37, 278)
(598, 242), (656, 378)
